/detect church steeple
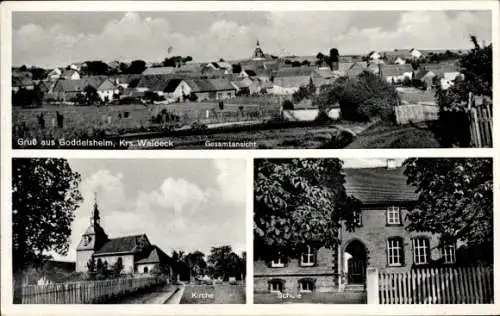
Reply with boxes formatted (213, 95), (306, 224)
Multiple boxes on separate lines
(91, 192), (101, 226)
(252, 39), (265, 60)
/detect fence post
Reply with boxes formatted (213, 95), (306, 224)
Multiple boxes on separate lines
(366, 267), (379, 304)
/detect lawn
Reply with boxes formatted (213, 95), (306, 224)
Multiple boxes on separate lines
(346, 120), (441, 148)
(254, 291), (366, 304)
(180, 284), (246, 304)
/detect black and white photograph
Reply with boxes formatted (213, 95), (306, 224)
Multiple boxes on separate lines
(11, 9), (493, 149)
(254, 158), (493, 304)
(12, 158), (247, 304)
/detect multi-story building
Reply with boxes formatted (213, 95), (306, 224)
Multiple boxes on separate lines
(254, 160), (457, 296)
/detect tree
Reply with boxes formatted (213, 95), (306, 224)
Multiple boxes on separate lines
(82, 85), (100, 105)
(84, 60), (109, 76)
(328, 48), (339, 70)
(315, 52), (326, 66)
(185, 251), (207, 278)
(127, 60), (147, 74)
(12, 158), (82, 303)
(403, 158), (493, 263)
(254, 159), (361, 261)
(207, 246), (244, 281)
(112, 257), (124, 277)
(232, 63), (242, 74)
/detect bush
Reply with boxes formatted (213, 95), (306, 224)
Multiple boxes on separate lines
(281, 100), (294, 110)
(326, 72), (398, 122)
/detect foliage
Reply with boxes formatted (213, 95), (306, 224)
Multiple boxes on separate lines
(12, 86), (44, 108)
(315, 48), (339, 69)
(281, 99), (294, 110)
(292, 78), (315, 104)
(185, 251), (207, 277)
(87, 257), (96, 274)
(162, 56), (193, 67)
(82, 60), (109, 76)
(207, 246), (245, 281)
(127, 60), (147, 74)
(318, 72), (398, 122)
(79, 85), (101, 105)
(403, 158), (493, 260)
(112, 257), (124, 277)
(12, 158), (82, 302)
(254, 159), (361, 260)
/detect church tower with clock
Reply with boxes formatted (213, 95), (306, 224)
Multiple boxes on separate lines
(75, 197), (109, 272)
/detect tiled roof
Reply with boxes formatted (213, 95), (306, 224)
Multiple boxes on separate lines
(94, 234), (149, 255)
(183, 79), (235, 92)
(344, 167), (418, 205)
(164, 79), (183, 93)
(381, 64), (413, 77)
(136, 75), (168, 91)
(421, 63), (460, 77)
(52, 76), (108, 93)
(396, 87), (436, 104)
(136, 245), (171, 264)
(273, 67), (313, 77)
(273, 75), (311, 89)
(142, 67), (176, 76)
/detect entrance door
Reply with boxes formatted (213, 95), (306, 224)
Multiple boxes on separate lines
(344, 240), (367, 285)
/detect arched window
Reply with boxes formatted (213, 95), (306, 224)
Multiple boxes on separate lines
(413, 237), (430, 265)
(268, 279), (284, 293)
(387, 237), (404, 266)
(298, 278), (315, 293)
(300, 246), (316, 267)
(143, 266), (149, 273)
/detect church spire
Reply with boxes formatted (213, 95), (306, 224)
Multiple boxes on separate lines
(91, 192), (100, 225)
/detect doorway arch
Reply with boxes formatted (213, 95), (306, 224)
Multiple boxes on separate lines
(344, 239), (367, 284)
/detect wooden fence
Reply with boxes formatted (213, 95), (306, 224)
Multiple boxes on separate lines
(394, 103), (439, 125)
(468, 103), (493, 147)
(377, 266), (493, 304)
(20, 276), (165, 304)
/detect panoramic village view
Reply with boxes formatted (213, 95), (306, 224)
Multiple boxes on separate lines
(253, 158), (493, 304)
(12, 158), (247, 304)
(11, 11), (492, 149)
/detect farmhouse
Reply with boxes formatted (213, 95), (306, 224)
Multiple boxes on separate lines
(142, 67), (176, 76)
(379, 64), (413, 83)
(51, 76), (119, 102)
(172, 78), (236, 101)
(254, 160), (457, 295)
(270, 75), (311, 95)
(421, 63), (462, 90)
(76, 199), (172, 276)
(61, 69), (80, 80)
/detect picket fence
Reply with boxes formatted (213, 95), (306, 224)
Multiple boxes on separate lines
(468, 103), (493, 147)
(20, 276), (165, 304)
(378, 266), (493, 304)
(394, 103), (439, 125)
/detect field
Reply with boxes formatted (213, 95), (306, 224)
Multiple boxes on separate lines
(179, 284), (246, 304)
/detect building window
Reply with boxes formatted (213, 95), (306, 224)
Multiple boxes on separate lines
(298, 279), (315, 293)
(442, 244), (456, 264)
(300, 246), (315, 267)
(387, 237), (404, 266)
(413, 237), (430, 265)
(143, 266), (149, 273)
(355, 212), (362, 227)
(271, 256), (285, 268)
(387, 206), (401, 225)
(268, 279), (284, 293)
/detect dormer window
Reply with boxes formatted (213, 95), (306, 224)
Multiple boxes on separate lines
(386, 206), (402, 225)
(300, 246), (316, 267)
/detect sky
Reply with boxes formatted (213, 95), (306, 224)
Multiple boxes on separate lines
(12, 10), (492, 68)
(53, 159), (246, 262)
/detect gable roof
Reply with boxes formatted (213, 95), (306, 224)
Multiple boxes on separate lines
(273, 67), (313, 77)
(94, 234), (149, 256)
(381, 64), (413, 77)
(52, 76), (108, 93)
(273, 75), (311, 89)
(61, 69), (79, 77)
(344, 167), (418, 205)
(421, 63), (460, 77)
(136, 245), (171, 264)
(164, 79), (183, 93)
(183, 78), (235, 92)
(142, 67), (176, 76)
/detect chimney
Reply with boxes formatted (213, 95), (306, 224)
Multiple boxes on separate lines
(386, 159), (397, 169)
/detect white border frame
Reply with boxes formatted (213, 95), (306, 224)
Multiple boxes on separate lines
(2, 1), (499, 315)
